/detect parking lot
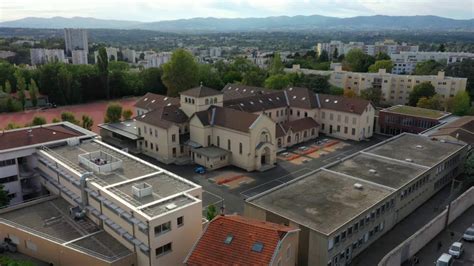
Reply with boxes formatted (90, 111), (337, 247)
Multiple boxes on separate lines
(139, 134), (389, 216)
(403, 206), (474, 266)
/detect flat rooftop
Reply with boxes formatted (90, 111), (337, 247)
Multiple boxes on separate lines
(327, 153), (426, 189)
(0, 198), (132, 261)
(365, 134), (463, 167)
(249, 170), (393, 235)
(98, 120), (141, 140)
(0, 123), (93, 151)
(384, 105), (449, 119)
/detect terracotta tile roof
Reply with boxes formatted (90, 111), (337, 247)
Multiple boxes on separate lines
(185, 215), (296, 266)
(282, 117), (319, 133)
(181, 85), (222, 98)
(222, 83), (273, 101)
(0, 124), (83, 151)
(224, 91), (287, 113)
(134, 92), (179, 110)
(193, 106), (259, 133)
(136, 105), (188, 129)
(317, 93), (371, 115)
(429, 116), (474, 145)
(285, 87), (319, 109)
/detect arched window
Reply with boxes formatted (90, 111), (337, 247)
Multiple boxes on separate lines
(205, 99), (209, 105)
(214, 97), (218, 103)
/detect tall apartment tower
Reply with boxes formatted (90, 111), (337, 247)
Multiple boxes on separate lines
(64, 28), (89, 56)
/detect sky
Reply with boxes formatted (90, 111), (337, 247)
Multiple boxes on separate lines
(0, 0), (473, 22)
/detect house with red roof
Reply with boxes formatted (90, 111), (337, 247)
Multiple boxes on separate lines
(184, 215), (299, 266)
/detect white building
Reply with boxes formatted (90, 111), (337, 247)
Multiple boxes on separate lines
(64, 28), (88, 55)
(143, 52), (172, 68)
(30, 48), (66, 65)
(317, 40), (419, 57)
(209, 47), (222, 58)
(391, 51), (474, 74)
(122, 48), (137, 63)
(71, 50), (88, 65)
(94, 47), (119, 63)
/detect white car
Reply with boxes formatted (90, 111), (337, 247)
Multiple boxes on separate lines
(462, 226), (474, 241)
(436, 253), (453, 266)
(298, 146), (308, 151)
(448, 241), (463, 258)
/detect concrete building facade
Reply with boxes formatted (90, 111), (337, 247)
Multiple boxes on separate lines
(391, 51), (474, 74)
(317, 40), (418, 57)
(71, 50), (88, 65)
(64, 28), (88, 55)
(30, 48), (66, 65)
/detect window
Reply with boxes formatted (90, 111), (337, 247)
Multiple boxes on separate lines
(156, 243), (172, 257)
(149, 128), (152, 135)
(172, 148), (177, 157)
(205, 99), (209, 104)
(330, 113), (334, 120)
(304, 112), (308, 117)
(208, 135), (211, 146)
(155, 144), (159, 152)
(297, 111), (300, 117)
(251, 242), (264, 252)
(145, 141), (148, 148)
(154, 221), (171, 236)
(344, 127), (348, 134)
(322, 112), (325, 119)
(138, 127), (141, 136)
(172, 134), (176, 142)
(321, 123), (325, 130)
(352, 128), (356, 136)
(217, 136), (220, 147)
(177, 216), (184, 227)
(352, 117), (357, 125)
(228, 139), (231, 150)
(0, 175), (18, 184)
(224, 234), (233, 244)
(155, 129), (158, 137)
(150, 143), (154, 150)
(286, 245), (292, 260)
(239, 143), (243, 154)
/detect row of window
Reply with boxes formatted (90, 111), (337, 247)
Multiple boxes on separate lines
(0, 159), (15, 167)
(321, 124), (358, 136)
(400, 175), (429, 200)
(154, 217), (184, 237)
(434, 169), (456, 190)
(210, 136), (243, 155)
(329, 199), (394, 250)
(322, 112), (358, 125)
(0, 175), (18, 184)
(184, 97), (195, 104)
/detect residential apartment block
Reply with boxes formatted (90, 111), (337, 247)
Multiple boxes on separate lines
(245, 133), (468, 266)
(287, 66), (467, 106)
(317, 40), (418, 58)
(391, 51), (474, 74)
(185, 215), (299, 266)
(64, 28), (88, 55)
(94, 47), (119, 63)
(30, 48), (66, 65)
(71, 49), (88, 65)
(0, 122), (203, 266)
(114, 84), (373, 172)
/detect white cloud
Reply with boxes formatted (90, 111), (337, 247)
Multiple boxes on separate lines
(0, 0), (472, 22)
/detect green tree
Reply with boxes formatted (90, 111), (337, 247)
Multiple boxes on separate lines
(344, 89), (357, 98)
(29, 78), (39, 107)
(319, 50), (329, 62)
(464, 153), (474, 185)
(332, 48), (339, 61)
(197, 64), (223, 90)
(344, 49), (375, 72)
(445, 59), (474, 98)
(15, 70), (27, 109)
(17, 86), (26, 110)
(4, 80), (12, 94)
(375, 52), (391, 61)
(438, 43), (446, 52)
(5, 122), (21, 130)
(450, 91), (470, 115)
(162, 49), (199, 97)
(330, 86), (344, 95)
(97, 47), (110, 99)
(52, 118), (60, 123)
(268, 52), (284, 75)
(140, 68), (166, 95)
(242, 68), (267, 87)
(61, 112), (79, 124)
(413, 60), (445, 75)
(122, 109), (133, 120)
(416, 95), (444, 110)
(360, 87), (382, 105)
(408, 82), (436, 106)
(368, 60), (393, 73)
(294, 74), (330, 94)
(0, 184), (10, 207)
(264, 74), (290, 90)
(206, 204), (218, 221)
(222, 71), (242, 85)
(31, 116), (46, 126)
(105, 103), (123, 123)
(81, 115), (94, 130)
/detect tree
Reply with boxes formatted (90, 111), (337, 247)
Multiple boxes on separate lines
(344, 49), (375, 72)
(268, 52), (284, 76)
(4, 80), (12, 94)
(31, 116), (46, 126)
(332, 48), (339, 61)
(197, 64), (223, 90)
(52, 118), (60, 123)
(264, 74), (290, 90)
(162, 49), (199, 97)
(140, 68), (167, 95)
(139, 52), (145, 60)
(122, 109), (133, 120)
(5, 122), (21, 130)
(416, 95), (444, 110)
(330, 86), (344, 95)
(29, 78), (39, 107)
(413, 60), (445, 75)
(242, 68), (267, 87)
(81, 115), (94, 130)
(408, 82), (436, 106)
(105, 103), (123, 123)
(445, 59), (474, 98)
(97, 47), (110, 99)
(344, 89), (357, 98)
(206, 204), (218, 221)
(61, 112), (79, 124)
(375, 52), (391, 61)
(319, 50), (329, 62)
(17, 86), (26, 110)
(295, 74), (330, 93)
(0, 184), (10, 207)
(450, 91), (470, 115)
(438, 43), (446, 52)
(360, 87), (382, 105)
(15, 70), (27, 109)
(368, 60), (393, 73)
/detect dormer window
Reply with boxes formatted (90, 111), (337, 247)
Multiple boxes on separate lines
(224, 235), (233, 244)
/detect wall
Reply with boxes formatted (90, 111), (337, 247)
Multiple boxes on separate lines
(379, 186), (474, 266)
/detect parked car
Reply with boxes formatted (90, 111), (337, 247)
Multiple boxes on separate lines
(435, 253), (453, 266)
(462, 226), (474, 241)
(448, 241), (463, 258)
(194, 166), (206, 174)
(298, 146), (308, 151)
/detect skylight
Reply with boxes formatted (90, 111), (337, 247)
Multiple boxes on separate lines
(302, 97), (306, 100)
(164, 97), (168, 101)
(251, 242), (264, 252)
(151, 100), (156, 103)
(325, 99), (330, 102)
(144, 98), (148, 101)
(224, 235), (233, 244)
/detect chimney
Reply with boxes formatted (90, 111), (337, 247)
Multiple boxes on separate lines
(220, 202), (225, 216)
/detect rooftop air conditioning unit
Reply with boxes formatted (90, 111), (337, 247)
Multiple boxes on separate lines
(166, 203), (177, 210)
(354, 183), (363, 190)
(132, 182), (152, 199)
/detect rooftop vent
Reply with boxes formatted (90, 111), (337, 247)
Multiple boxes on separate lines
(132, 182), (152, 199)
(243, 89), (247, 92)
(151, 100), (155, 103)
(251, 90), (254, 93)
(289, 87), (293, 91)
(276, 97), (280, 100)
(334, 100), (338, 103)
(235, 88), (239, 91)
(164, 97), (168, 101)
(325, 99), (330, 102)
(369, 169), (377, 174)
(167, 103), (171, 106)
(405, 158), (413, 162)
(250, 101), (254, 105)
(141, 114), (146, 118)
(228, 86), (232, 90)
(240, 103), (244, 106)
(269, 98), (273, 101)
(415, 145), (423, 149)
(354, 183), (363, 190)
(293, 96), (297, 99)
(143, 97), (148, 101)
(165, 203), (177, 210)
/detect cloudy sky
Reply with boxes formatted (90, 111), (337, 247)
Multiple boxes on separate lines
(0, 0), (472, 22)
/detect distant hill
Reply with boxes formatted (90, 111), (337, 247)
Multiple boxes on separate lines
(0, 15), (472, 32)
